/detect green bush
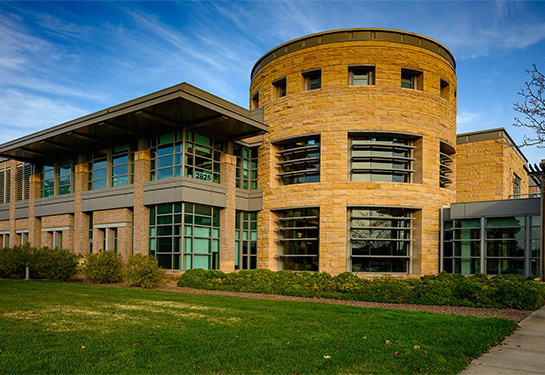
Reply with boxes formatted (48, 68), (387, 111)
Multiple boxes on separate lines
(177, 269), (545, 310)
(0, 245), (32, 279)
(122, 254), (166, 289)
(29, 247), (80, 281)
(80, 250), (122, 284)
(0, 245), (79, 281)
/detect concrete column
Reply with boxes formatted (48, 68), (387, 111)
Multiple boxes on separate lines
(73, 161), (88, 255)
(132, 149), (150, 255)
(219, 153), (237, 272)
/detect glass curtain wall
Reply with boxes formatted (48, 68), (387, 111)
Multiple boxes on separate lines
(149, 203), (220, 271)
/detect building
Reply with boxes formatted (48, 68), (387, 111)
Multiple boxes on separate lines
(0, 28), (541, 277)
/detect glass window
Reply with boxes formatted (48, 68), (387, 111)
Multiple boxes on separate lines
(234, 145), (258, 190)
(273, 78), (287, 98)
(513, 173), (521, 196)
(150, 130), (222, 183)
(350, 135), (415, 183)
(40, 164), (55, 198)
(350, 207), (414, 273)
(57, 158), (73, 195)
(401, 68), (422, 90)
(88, 144), (135, 190)
(277, 208), (319, 271)
(235, 211), (258, 270)
(277, 136), (320, 185)
(149, 203), (220, 271)
(303, 70), (321, 91)
(349, 66), (375, 86)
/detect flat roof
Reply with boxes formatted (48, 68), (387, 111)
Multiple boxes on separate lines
(0, 83), (267, 163)
(457, 127), (528, 165)
(251, 28), (456, 80)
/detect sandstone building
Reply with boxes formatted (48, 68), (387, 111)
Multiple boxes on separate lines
(0, 29), (540, 277)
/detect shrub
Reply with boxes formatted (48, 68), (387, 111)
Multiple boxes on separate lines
(177, 269), (545, 310)
(80, 250), (122, 284)
(29, 247), (80, 281)
(0, 244), (32, 279)
(122, 254), (166, 288)
(0, 245), (79, 281)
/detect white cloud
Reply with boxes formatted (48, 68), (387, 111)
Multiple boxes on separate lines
(0, 89), (87, 143)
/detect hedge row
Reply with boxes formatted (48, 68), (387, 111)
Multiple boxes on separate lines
(0, 245), (165, 288)
(177, 269), (545, 310)
(0, 244), (79, 281)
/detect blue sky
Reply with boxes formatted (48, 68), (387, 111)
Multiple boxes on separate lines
(0, 0), (544, 165)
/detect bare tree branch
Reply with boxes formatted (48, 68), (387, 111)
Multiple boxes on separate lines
(513, 64), (545, 148)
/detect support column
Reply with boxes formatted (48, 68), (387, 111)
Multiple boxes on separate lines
(8, 160), (17, 247)
(28, 168), (41, 247)
(133, 148), (150, 255)
(220, 153), (237, 272)
(73, 160), (89, 255)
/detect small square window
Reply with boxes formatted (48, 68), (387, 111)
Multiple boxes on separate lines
(303, 70), (321, 91)
(440, 79), (449, 99)
(349, 66), (375, 86)
(273, 78), (287, 98)
(401, 68), (422, 90)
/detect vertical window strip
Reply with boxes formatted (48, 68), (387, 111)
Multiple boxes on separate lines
(57, 158), (73, 195)
(350, 207), (414, 273)
(485, 216), (526, 275)
(0, 167), (10, 204)
(234, 146), (258, 189)
(276, 207), (319, 271)
(235, 211), (258, 270)
(442, 219), (481, 275)
(16, 163), (33, 201)
(41, 164), (55, 197)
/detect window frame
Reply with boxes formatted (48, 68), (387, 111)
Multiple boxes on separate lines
(273, 77), (287, 98)
(276, 135), (320, 185)
(39, 160), (74, 199)
(303, 69), (321, 91)
(401, 68), (423, 90)
(235, 211), (258, 270)
(149, 203), (220, 271)
(349, 207), (414, 274)
(276, 207), (320, 272)
(234, 144), (258, 190)
(88, 143), (135, 191)
(349, 134), (416, 183)
(348, 65), (375, 86)
(149, 130), (223, 184)
(17, 163), (33, 201)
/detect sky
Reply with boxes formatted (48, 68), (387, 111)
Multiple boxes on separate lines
(0, 0), (544, 165)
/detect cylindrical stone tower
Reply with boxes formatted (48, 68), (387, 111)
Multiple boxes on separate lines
(251, 28), (457, 276)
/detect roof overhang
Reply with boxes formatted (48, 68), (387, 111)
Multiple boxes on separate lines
(0, 83), (268, 163)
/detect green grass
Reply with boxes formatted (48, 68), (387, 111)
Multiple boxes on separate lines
(0, 280), (516, 374)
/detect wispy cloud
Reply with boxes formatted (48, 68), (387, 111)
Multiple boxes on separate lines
(0, 89), (87, 143)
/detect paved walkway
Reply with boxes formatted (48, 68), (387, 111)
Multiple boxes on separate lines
(461, 305), (545, 374)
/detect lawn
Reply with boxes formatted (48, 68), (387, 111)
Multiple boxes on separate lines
(0, 280), (516, 374)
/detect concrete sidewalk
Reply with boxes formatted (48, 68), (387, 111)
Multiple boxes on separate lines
(461, 305), (545, 374)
